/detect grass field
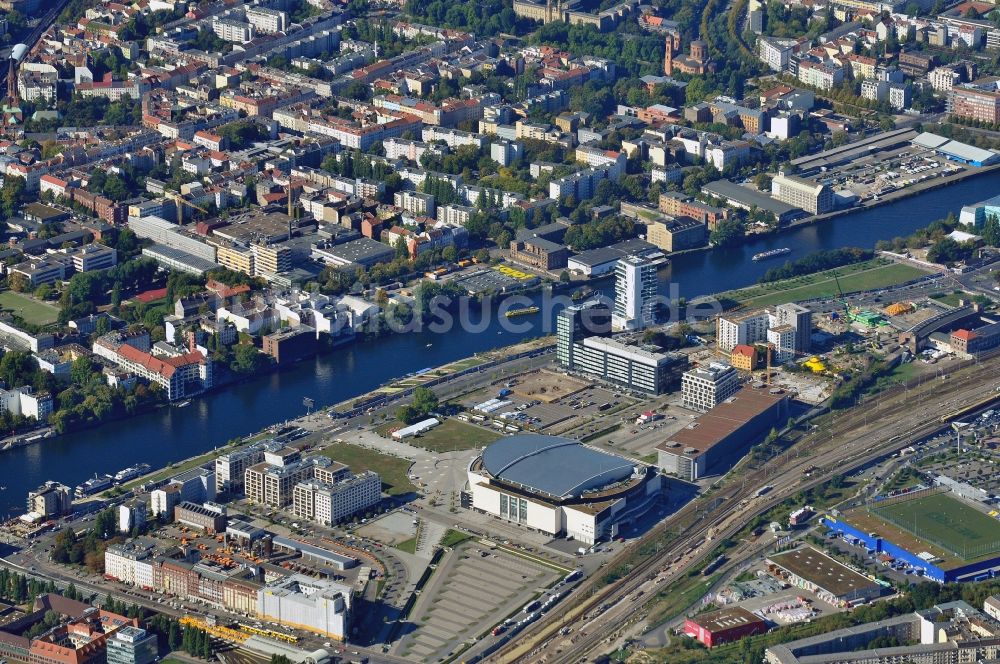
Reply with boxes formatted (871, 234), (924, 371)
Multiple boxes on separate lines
(440, 529), (472, 548)
(930, 290), (969, 308)
(0, 290), (60, 326)
(869, 492), (1000, 560)
(395, 537), (417, 554)
(408, 419), (500, 452)
(319, 442), (416, 496)
(717, 260), (931, 309)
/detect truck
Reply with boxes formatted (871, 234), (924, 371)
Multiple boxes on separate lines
(499, 388), (512, 398)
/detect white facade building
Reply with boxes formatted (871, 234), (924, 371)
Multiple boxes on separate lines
(612, 254), (661, 331)
(681, 362), (741, 412)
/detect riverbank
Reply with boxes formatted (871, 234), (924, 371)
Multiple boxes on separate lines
(659, 161), (1000, 265)
(708, 257), (935, 310)
(7, 170), (1000, 516)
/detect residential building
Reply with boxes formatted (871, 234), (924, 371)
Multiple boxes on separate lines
(245, 7), (287, 33)
(291, 471), (381, 525)
(26, 482), (72, 519)
(612, 254), (662, 331)
(93, 333), (212, 401)
(930, 66), (961, 92)
(767, 324), (797, 363)
(798, 61), (844, 90)
(118, 501), (146, 533)
(730, 344), (759, 371)
(681, 362), (740, 412)
(771, 302), (812, 354)
(213, 18), (254, 43)
(717, 310), (769, 353)
(950, 85), (1000, 125)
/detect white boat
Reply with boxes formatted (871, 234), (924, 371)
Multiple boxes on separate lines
(75, 474), (113, 498)
(173, 400), (192, 408)
(751, 247), (792, 262)
(114, 463), (151, 483)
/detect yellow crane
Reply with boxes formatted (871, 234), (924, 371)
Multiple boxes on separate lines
(172, 193), (210, 225)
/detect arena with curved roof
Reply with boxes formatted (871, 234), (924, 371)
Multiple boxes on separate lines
(468, 434), (663, 544)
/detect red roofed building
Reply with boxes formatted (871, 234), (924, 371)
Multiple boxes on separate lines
(28, 609), (138, 664)
(730, 344), (759, 371)
(93, 333), (212, 400)
(950, 324), (1000, 357)
(205, 279), (250, 301)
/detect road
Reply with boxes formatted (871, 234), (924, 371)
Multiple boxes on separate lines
(487, 357), (1000, 664)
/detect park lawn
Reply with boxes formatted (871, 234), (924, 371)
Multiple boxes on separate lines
(0, 290), (60, 326)
(319, 442), (415, 496)
(408, 418), (500, 452)
(735, 262), (930, 309)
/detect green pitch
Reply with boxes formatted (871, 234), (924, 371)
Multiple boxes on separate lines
(870, 492), (1000, 560)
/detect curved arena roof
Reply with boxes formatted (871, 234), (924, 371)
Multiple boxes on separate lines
(480, 434), (636, 499)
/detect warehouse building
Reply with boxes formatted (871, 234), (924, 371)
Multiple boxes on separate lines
(701, 179), (803, 224)
(766, 546), (882, 607)
(683, 607), (768, 647)
(468, 434), (663, 544)
(657, 386), (788, 480)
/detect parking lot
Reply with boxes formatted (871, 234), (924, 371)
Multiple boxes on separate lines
(819, 144), (966, 202)
(395, 541), (563, 662)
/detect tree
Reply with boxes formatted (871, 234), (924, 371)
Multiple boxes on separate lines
(709, 219), (746, 248)
(983, 214), (1000, 247)
(7, 272), (28, 293)
(412, 387), (439, 415)
(753, 173), (772, 192)
(70, 357), (96, 386)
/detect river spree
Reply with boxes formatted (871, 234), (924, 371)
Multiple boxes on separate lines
(2, 171), (999, 515)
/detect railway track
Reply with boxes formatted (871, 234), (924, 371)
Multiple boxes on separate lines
(488, 360), (1000, 664)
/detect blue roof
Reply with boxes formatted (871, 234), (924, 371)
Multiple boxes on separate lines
(481, 434), (636, 498)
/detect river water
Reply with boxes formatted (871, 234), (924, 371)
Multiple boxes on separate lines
(2, 172), (999, 515)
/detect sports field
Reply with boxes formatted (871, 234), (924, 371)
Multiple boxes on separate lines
(0, 290), (59, 326)
(869, 492), (1000, 561)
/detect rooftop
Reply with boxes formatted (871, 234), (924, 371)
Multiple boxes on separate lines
(658, 387), (787, 456)
(768, 546), (879, 597)
(480, 434), (638, 499)
(687, 606), (767, 633)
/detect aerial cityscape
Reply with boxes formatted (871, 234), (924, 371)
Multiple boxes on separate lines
(6, 0), (1000, 662)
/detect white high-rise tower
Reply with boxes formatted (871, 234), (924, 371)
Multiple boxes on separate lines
(612, 254), (661, 331)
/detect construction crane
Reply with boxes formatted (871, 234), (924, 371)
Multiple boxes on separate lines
(172, 193), (209, 225)
(832, 271), (852, 323)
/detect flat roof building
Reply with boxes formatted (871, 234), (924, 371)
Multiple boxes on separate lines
(658, 386), (788, 480)
(771, 173), (834, 215)
(681, 362), (741, 412)
(701, 179), (803, 223)
(767, 546), (882, 606)
(683, 607), (768, 647)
